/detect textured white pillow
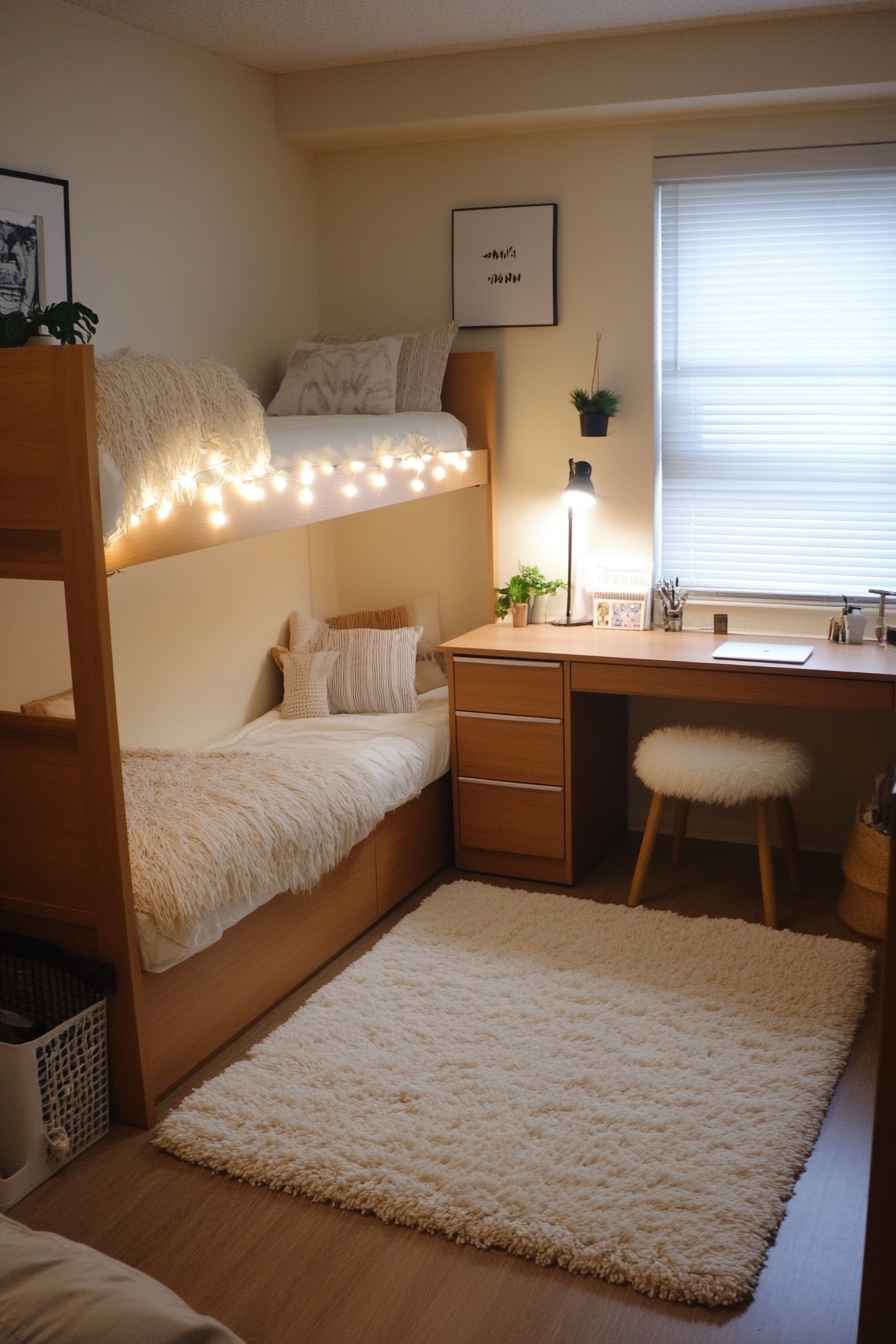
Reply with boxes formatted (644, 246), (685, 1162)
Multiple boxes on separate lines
(288, 595), (446, 693)
(267, 337), (401, 416)
(280, 650), (339, 720)
(0, 1215), (245, 1344)
(314, 322), (457, 412)
(323, 626), (422, 714)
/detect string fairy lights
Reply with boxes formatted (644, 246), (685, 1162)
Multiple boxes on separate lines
(121, 440), (475, 536)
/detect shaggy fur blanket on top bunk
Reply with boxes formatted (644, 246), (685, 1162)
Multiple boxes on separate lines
(95, 350), (269, 521)
(121, 748), (395, 939)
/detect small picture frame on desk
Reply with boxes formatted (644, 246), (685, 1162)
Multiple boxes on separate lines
(593, 597), (649, 631)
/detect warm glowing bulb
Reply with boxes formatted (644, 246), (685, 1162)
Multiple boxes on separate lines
(298, 466), (315, 486)
(456, 458), (467, 472)
(177, 473), (196, 490)
(253, 459), (268, 477)
(272, 474), (287, 493)
(210, 509), (227, 527)
(348, 460), (365, 473)
(320, 463), (335, 475)
(371, 472), (387, 488)
(410, 478), (424, 493)
(157, 499), (172, 520)
(299, 488), (313, 504)
(422, 453), (432, 462)
(343, 483), (358, 498)
(203, 485), (222, 505)
(463, 449), (472, 458)
(241, 482), (264, 501)
(432, 465), (446, 481)
(380, 455), (393, 469)
(129, 514), (141, 527)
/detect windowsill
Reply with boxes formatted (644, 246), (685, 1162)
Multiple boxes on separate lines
(671, 597), (886, 640)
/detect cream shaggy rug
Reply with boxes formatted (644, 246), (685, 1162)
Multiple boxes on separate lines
(156, 882), (872, 1306)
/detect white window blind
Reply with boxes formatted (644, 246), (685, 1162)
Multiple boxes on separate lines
(657, 166), (896, 599)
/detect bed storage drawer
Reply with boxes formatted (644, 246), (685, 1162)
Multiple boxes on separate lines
(457, 779), (565, 858)
(455, 712), (563, 785)
(453, 657), (563, 718)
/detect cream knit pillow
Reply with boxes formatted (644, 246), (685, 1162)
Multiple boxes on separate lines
(280, 650), (339, 719)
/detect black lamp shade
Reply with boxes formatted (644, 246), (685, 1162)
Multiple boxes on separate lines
(562, 459), (596, 510)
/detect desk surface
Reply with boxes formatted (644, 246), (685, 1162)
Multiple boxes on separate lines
(442, 625), (896, 712)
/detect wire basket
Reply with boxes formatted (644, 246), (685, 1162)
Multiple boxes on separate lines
(0, 934), (115, 1209)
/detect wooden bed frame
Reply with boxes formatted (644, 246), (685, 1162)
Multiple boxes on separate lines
(0, 346), (497, 1128)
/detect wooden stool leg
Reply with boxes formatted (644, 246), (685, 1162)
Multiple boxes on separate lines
(754, 799), (778, 929)
(628, 793), (666, 908)
(775, 796), (802, 894)
(670, 800), (690, 865)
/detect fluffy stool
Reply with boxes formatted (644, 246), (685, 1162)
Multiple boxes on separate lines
(628, 727), (812, 927)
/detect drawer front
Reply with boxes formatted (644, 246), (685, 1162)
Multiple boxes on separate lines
(456, 712), (564, 786)
(458, 779), (565, 858)
(453, 657), (564, 717)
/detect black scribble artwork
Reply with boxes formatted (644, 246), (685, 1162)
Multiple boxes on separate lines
(481, 246), (517, 260)
(486, 272), (522, 285)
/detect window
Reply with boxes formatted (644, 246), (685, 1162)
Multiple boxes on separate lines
(656, 153), (896, 599)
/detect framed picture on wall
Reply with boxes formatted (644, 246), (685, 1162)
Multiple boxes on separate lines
(452, 203), (557, 327)
(0, 167), (71, 319)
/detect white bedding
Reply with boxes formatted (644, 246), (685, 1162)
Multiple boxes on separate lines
(136, 688), (449, 972)
(263, 410), (467, 471)
(100, 412), (467, 543)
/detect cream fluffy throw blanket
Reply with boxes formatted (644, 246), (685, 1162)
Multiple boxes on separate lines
(121, 749), (390, 937)
(95, 350), (269, 521)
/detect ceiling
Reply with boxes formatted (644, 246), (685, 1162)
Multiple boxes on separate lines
(63, 1), (877, 73)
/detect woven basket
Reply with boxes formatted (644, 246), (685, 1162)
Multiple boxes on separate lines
(838, 819), (890, 940)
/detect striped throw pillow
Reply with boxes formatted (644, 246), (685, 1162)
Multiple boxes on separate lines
(313, 322), (457, 412)
(322, 627), (422, 714)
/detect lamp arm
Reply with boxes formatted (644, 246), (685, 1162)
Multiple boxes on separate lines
(566, 507), (573, 623)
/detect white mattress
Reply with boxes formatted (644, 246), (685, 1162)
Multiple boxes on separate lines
(99, 413), (467, 543)
(136, 688), (450, 972)
(263, 410), (467, 471)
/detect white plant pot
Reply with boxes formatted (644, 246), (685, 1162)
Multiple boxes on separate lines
(530, 594), (550, 624)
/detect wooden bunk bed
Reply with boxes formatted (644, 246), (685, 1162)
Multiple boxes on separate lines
(0, 345), (497, 1128)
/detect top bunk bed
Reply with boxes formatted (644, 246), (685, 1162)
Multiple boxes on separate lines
(99, 346), (496, 573)
(0, 343), (497, 1135)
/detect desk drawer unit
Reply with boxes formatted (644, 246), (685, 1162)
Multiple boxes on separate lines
(451, 656), (570, 880)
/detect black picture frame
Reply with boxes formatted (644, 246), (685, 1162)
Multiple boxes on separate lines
(0, 167), (72, 318)
(452, 202), (558, 328)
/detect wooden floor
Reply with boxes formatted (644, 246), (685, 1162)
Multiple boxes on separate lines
(10, 835), (879, 1344)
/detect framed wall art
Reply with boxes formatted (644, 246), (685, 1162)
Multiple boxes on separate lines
(0, 168), (71, 319)
(452, 203), (557, 328)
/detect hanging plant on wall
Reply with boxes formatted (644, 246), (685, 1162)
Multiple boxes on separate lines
(570, 333), (620, 436)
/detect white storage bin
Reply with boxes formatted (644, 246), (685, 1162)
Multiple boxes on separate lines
(0, 937), (111, 1210)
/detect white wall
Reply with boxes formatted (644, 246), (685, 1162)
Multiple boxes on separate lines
(312, 99), (896, 849)
(0, 0), (320, 742)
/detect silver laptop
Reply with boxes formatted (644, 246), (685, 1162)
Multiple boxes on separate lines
(712, 641), (814, 665)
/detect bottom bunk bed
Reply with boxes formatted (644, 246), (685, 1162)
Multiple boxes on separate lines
(0, 345), (495, 1128)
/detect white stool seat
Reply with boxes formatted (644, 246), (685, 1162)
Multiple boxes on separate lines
(634, 727), (811, 807)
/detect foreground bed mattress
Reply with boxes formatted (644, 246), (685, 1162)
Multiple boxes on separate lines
(130, 689), (449, 972)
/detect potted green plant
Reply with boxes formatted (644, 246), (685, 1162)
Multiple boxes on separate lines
(0, 301), (98, 348)
(518, 565), (567, 624)
(570, 333), (621, 436)
(494, 571), (533, 626)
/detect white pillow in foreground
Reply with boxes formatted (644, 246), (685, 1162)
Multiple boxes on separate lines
(0, 1215), (245, 1344)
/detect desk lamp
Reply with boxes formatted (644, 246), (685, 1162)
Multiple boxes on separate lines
(553, 458), (595, 626)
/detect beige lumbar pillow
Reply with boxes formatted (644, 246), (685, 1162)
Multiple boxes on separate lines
(280, 650), (340, 720)
(267, 337), (401, 416)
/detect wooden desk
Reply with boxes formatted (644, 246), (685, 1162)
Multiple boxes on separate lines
(442, 624), (896, 884)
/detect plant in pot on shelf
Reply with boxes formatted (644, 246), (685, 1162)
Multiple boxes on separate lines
(570, 332), (621, 437)
(517, 565), (567, 624)
(495, 571), (533, 627)
(0, 301), (98, 348)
